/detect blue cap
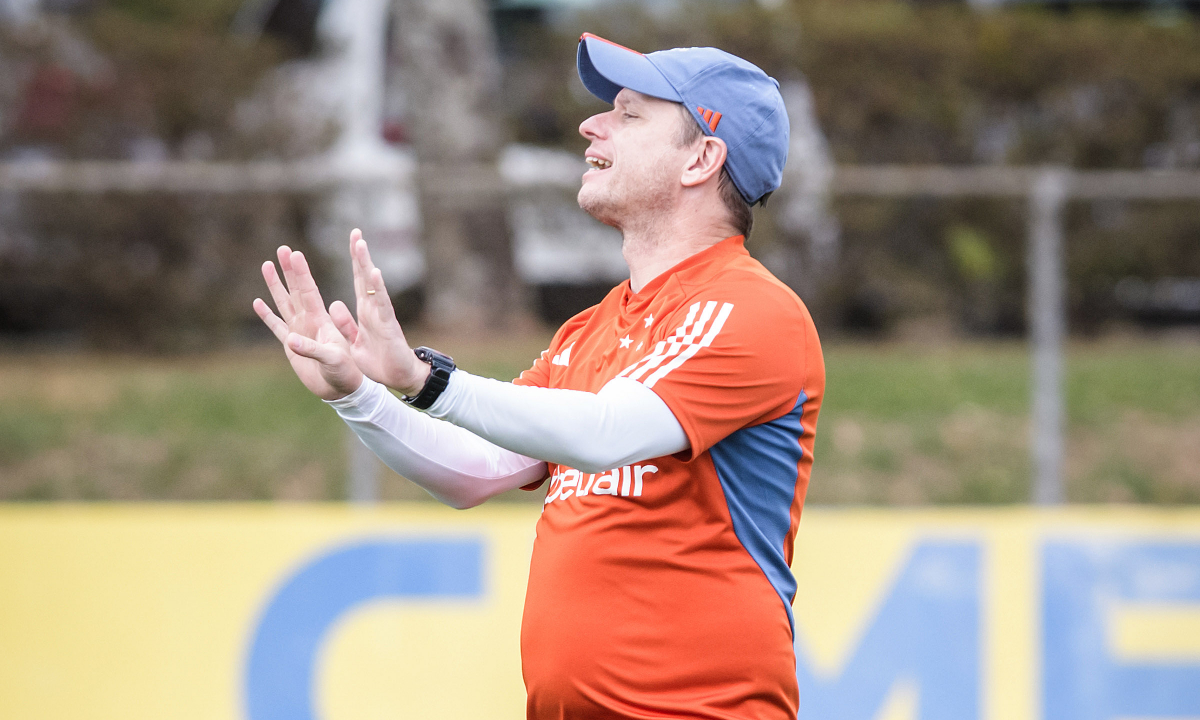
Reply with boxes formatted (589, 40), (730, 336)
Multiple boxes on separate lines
(576, 33), (789, 205)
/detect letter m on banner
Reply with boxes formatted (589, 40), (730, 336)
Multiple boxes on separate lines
(795, 541), (982, 720)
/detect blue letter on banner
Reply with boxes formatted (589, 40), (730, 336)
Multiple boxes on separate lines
(244, 538), (483, 720)
(1043, 540), (1200, 720)
(795, 540), (981, 720)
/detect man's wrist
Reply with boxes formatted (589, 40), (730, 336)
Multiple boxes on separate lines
(402, 347), (456, 410)
(318, 370), (364, 402)
(325, 374), (377, 411)
(401, 361), (432, 397)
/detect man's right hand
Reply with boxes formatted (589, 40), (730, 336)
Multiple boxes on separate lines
(253, 246), (364, 401)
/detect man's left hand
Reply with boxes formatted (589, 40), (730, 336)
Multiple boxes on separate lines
(335, 229), (431, 397)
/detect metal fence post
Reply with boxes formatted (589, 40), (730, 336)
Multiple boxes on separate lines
(347, 426), (380, 504)
(1028, 167), (1069, 505)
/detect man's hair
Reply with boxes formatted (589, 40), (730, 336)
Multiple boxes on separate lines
(675, 104), (753, 237)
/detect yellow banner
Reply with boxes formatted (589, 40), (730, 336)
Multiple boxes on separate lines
(2, 506), (1199, 720)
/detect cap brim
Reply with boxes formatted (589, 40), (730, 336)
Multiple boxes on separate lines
(577, 34), (682, 105)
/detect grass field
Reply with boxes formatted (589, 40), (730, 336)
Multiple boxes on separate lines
(1, 335), (1198, 504)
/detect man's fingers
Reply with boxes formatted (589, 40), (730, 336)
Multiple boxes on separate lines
(288, 251), (330, 319)
(351, 236), (396, 320)
(348, 229), (368, 308)
(353, 237), (379, 277)
(261, 261), (295, 321)
(286, 332), (341, 365)
(253, 298), (290, 343)
(367, 267), (396, 318)
(329, 300), (359, 343)
(354, 240), (390, 305)
(277, 245), (300, 300)
(351, 232), (373, 305)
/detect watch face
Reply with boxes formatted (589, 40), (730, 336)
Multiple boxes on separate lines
(416, 347), (453, 369)
(413, 347), (455, 381)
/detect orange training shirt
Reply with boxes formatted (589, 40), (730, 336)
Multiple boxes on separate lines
(513, 235), (825, 720)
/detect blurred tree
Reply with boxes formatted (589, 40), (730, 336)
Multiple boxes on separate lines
(947, 223), (1005, 333)
(1, 0), (284, 159)
(0, 1), (309, 349)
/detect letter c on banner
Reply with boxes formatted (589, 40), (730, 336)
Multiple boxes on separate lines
(244, 538), (483, 720)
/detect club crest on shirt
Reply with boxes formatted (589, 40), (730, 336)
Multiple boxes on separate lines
(544, 463), (659, 506)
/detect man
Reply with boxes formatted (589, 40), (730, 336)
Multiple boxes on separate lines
(254, 33), (824, 720)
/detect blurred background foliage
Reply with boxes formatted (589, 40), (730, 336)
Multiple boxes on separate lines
(506, 1), (1200, 169)
(1, 0), (285, 159)
(2, 0), (1198, 348)
(0, 0), (320, 348)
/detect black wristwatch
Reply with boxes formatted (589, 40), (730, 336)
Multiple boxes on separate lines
(403, 346), (456, 410)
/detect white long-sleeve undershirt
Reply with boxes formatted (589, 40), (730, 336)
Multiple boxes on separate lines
(326, 371), (688, 509)
(427, 371), (689, 473)
(326, 377), (545, 508)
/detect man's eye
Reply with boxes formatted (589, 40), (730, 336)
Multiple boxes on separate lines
(622, 112), (637, 120)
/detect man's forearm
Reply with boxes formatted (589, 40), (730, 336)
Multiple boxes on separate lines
(327, 378), (547, 508)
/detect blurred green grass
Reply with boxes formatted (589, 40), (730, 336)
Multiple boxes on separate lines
(825, 342), (1200, 422)
(1, 337), (1197, 504)
(812, 340), (1200, 504)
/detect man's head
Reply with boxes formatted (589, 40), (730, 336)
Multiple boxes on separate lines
(574, 34), (789, 238)
(577, 88), (740, 234)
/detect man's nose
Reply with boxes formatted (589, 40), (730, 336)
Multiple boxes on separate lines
(579, 111), (606, 141)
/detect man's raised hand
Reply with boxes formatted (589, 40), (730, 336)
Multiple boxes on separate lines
(338, 229), (430, 397)
(253, 246), (363, 400)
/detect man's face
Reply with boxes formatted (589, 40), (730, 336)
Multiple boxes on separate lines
(577, 88), (693, 229)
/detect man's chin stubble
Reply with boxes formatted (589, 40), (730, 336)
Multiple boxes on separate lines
(578, 191), (623, 230)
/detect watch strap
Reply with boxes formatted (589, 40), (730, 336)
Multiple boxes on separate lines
(403, 346), (456, 410)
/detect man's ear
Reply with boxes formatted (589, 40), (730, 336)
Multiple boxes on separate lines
(680, 136), (728, 189)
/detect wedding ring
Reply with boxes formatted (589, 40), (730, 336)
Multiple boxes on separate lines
(367, 289), (376, 296)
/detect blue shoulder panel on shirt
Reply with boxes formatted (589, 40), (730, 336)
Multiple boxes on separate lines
(709, 392), (807, 635)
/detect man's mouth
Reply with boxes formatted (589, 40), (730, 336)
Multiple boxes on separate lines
(585, 155), (612, 171)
